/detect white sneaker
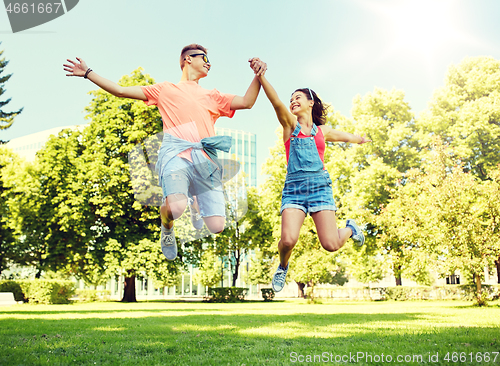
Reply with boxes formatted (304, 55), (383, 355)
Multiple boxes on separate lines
(160, 224), (177, 261)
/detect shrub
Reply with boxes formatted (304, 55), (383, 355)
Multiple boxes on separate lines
(18, 280), (76, 304)
(384, 286), (432, 301)
(459, 284), (500, 306)
(0, 280), (25, 302)
(261, 288), (275, 302)
(205, 287), (247, 303)
(75, 289), (111, 302)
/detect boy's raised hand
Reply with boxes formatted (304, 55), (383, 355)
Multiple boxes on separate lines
(64, 57), (88, 77)
(248, 57), (267, 77)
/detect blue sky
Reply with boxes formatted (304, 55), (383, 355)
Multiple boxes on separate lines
(1, 0), (499, 185)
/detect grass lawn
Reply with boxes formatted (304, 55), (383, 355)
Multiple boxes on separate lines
(0, 299), (499, 365)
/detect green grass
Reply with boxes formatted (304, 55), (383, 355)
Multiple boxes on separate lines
(1, 299), (499, 365)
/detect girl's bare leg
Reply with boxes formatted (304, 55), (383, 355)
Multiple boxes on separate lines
(311, 210), (352, 252)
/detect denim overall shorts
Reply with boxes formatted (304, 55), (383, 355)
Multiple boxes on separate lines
(280, 122), (337, 215)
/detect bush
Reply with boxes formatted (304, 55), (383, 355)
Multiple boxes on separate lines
(205, 287), (248, 303)
(384, 286), (432, 301)
(18, 280), (76, 304)
(0, 280), (25, 302)
(313, 286), (371, 300)
(75, 289), (111, 302)
(261, 288), (275, 302)
(459, 284), (500, 305)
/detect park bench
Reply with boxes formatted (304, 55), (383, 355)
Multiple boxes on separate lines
(0, 292), (18, 306)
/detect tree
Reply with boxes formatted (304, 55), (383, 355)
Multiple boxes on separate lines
(328, 88), (421, 285)
(417, 56), (500, 180)
(78, 68), (171, 301)
(246, 248), (274, 289)
(7, 68), (178, 299)
(3, 128), (95, 278)
(259, 127), (288, 239)
(376, 166), (435, 286)
(417, 56), (500, 280)
(426, 151), (500, 304)
(33, 129), (92, 276)
(245, 187), (276, 291)
(485, 168), (500, 285)
(0, 44), (23, 141)
(0, 148), (22, 275)
(214, 179), (273, 287)
(104, 238), (179, 302)
(344, 246), (387, 285)
(194, 248), (223, 288)
(293, 246), (347, 301)
(383, 140), (500, 304)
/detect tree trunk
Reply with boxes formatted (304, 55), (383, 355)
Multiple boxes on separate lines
(297, 282), (306, 298)
(220, 256), (224, 287)
(232, 249), (240, 287)
(474, 272), (486, 306)
(394, 264), (402, 286)
(308, 281), (315, 300)
(496, 257), (500, 284)
(0, 252), (5, 276)
(122, 274), (137, 302)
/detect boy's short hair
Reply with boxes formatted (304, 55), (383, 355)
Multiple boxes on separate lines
(180, 44), (208, 70)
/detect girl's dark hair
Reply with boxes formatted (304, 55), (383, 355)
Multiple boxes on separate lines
(293, 88), (328, 126)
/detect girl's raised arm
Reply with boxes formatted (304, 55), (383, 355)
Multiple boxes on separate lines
(257, 74), (296, 135)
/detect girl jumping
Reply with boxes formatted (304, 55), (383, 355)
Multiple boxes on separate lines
(255, 70), (370, 292)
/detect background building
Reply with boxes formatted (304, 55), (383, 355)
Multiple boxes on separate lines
(5, 125), (85, 162)
(215, 127), (257, 187)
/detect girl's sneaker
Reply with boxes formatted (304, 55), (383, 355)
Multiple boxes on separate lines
(272, 263), (289, 292)
(346, 219), (365, 247)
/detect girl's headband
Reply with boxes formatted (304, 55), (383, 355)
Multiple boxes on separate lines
(308, 88), (314, 101)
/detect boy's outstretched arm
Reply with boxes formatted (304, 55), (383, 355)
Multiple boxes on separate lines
(64, 57), (147, 101)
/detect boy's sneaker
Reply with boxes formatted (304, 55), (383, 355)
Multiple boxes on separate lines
(188, 198), (204, 230)
(346, 219), (365, 247)
(160, 224), (177, 261)
(272, 263), (289, 292)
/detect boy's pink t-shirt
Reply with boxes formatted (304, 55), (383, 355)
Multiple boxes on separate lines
(141, 81), (235, 161)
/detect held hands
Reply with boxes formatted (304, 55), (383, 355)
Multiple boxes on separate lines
(63, 57), (88, 77)
(355, 133), (371, 144)
(248, 57), (267, 76)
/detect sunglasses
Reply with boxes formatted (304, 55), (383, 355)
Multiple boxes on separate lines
(186, 53), (210, 64)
